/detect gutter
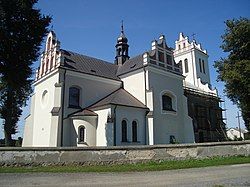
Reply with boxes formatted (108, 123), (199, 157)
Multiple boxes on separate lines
(61, 69), (66, 146)
(143, 66), (148, 145)
(113, 105), (117, 146)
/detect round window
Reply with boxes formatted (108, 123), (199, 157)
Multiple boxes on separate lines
(41, 90), (48, 107)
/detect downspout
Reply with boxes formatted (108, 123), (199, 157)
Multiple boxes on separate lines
(113, 105), (117, 146)
(61, 69), (66, 146)
(143, 66), (148, 145)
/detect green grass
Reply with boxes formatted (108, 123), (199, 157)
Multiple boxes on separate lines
(0, 156), (249, 173)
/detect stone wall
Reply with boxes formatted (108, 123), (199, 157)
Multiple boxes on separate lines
(0, 141), (249, 166)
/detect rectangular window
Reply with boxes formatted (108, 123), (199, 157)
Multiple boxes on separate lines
(162, 95), (172, 111)
(158, 51), (164, 62)
(166, 55), (172, 65)
(202, 60), (206, 74)
(199, 59), (202, 73)
(69, 87), (80, 108)
(184, 59), (188, 73)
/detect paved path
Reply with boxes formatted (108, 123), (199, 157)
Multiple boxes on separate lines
(0, 164), (249, 187)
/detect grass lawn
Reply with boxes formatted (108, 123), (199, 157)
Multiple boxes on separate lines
(0, 156), (249, 173)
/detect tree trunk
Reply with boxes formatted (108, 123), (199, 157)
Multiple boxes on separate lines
(3, 88), (14, 146)
(4, 130), (13, 146)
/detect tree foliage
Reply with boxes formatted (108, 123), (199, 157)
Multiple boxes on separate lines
(214, 18), (250, 131)
(0, 0), (51, 145)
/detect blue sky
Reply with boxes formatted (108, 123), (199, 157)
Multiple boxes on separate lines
(1, 0), (250, 139)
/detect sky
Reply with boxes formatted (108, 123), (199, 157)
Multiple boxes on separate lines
(0, 0), (250, 139)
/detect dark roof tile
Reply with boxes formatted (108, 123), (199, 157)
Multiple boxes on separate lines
(116, 55), (144, 76)
(61, 49), (120, 81)
(88, 88), (148, 109)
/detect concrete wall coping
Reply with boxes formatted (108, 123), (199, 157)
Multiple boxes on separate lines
(1, 141), (249, 152)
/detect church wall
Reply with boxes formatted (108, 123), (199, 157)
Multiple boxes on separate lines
(94, 108), (111, 146)
(72, 117), (97, 147)
(194, 50), (210, 85)
(115, 106), (147, 146)
(174, 51), (197, 87)
(32, 72), (60, 147)
(22, 94), (36, 147)
(120, 69), (146, 104)
(148, 68), (194, 144)
(63, 71), (121, 117)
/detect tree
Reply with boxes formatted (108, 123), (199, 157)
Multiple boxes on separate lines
(0, 0), (51, 146)
(214, 18), (250, 131)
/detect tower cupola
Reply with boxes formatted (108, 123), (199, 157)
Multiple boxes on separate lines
(115, 21), (129, 65)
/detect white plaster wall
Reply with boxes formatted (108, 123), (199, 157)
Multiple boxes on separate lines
(22, 116), (32, 146)
(115, 106), (147, 146)
(194, 51), (210, 84)
(174, 50), (197, 87)
(120, 69), (146, 104)
(182, 95), (195, 143)
(147, 117), (154, 145)
(32, 71), (60, 147)
(72, 117), (97, 146)
(94, 108), (111, 146)
(22, 94), (36, 147)
(64, 71), (121, 117)
(227, 129), (245, 140)
(147, 67), (194, 144)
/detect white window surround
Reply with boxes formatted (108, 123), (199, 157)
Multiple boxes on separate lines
(160, 90), (177, 115)
(78, 125), (86, 144)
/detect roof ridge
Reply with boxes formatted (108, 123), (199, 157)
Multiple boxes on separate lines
(61, 49), (118, 67)
(87, 88), (122, 109)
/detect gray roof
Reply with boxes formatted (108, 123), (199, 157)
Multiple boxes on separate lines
(88, 88), (148, 109)
(61, 49), (120, 81)
(116, 55), (144, 76)
(71, 109), (97, 117)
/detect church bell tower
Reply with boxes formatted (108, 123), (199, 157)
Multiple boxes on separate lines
(115, 22), (129, 65)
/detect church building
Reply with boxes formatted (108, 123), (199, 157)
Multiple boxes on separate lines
(22, 25), (224, 147)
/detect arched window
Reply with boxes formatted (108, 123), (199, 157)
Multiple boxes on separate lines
(121, 120), (127, 142)
(69, 87), (80, 108)
(78, 126), (85, 142)
(132, 121), (137, 142)
(184, 59), (188, 73)
(162, 95), (173, 111)
(183, 43), (186, 48)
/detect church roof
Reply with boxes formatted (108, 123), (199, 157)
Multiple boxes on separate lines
(61, 49), (120, 81)
(116, 55), (144, 76)
(71, 109), (98, 117)
(88, 88), (148, 110)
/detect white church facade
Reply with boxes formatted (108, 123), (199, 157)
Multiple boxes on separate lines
(23, 26), (219, 147)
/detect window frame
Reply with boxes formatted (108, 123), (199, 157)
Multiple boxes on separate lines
(160, 91), (177, 115)
(184, 58), (188, 73)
